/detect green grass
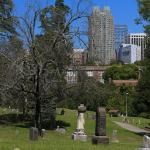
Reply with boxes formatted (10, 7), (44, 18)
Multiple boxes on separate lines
(0, 108), (144, 150)
(111, 115), (150, 128)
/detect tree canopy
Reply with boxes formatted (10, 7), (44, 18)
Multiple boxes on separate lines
(103, 64), (139, 82)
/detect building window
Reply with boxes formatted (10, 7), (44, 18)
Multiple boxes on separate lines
(123, 51), (130, 56)
(86, 71), (93, 77)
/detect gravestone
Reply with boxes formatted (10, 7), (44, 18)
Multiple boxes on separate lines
(15, 129), (19, 136)
(41, 129), (46, 137)
(143, 135), (150, 149)
(56, 126), (66, 134)
(111, 130), (119, 143)
(139, 120), (141, 125)
(72, 104), (87, 142)
(29, 127), (38, 141)
(137, 135), (150, 150)
(92, 107), (109, 144)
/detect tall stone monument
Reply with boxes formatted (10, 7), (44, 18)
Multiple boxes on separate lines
(72, 104), (87, 142)
(92, 107), (109, 144)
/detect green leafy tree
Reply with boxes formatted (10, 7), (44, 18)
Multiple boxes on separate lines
(103, 64), (139, 82)
(132, 0), (150, 118)
(137, 0), (150, 59)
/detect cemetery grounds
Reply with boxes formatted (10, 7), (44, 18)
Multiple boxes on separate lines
(0, 108), (149, 150)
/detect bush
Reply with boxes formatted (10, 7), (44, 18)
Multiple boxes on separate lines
(139, 112), (150, 119)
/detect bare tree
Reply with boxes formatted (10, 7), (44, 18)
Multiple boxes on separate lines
(0, 0), (91, 135)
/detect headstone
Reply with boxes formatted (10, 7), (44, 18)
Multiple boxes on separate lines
(15, 129), (19, 136)
(41, 129), (46, 137)
(143, 135), (150, 148)
(111, 130), (119, 143)
(72, 104), (87, 142)
(137, 135), (150, 150)
(29, 127), (38, 141)
(139, 120), (141, 125)
(92, 107), (109, 144)
(56, 126), (66, 134)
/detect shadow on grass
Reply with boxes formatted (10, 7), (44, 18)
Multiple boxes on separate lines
(135, 132), (150, 136)
(0, 114), (71, 131)
(0, 113), (32, 125)
(56, 120), (70, 128)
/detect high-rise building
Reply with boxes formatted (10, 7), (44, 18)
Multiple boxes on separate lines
(119, 44), (141, 64)
(126, 33), (147, 60)
(88, 6), (115, 65)
(115, 25), (128, 59)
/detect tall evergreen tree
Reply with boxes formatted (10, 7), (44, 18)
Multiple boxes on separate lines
(37, 0), (72, 128)
(137, 0), (150, 59)
(0, 0), (16, 39)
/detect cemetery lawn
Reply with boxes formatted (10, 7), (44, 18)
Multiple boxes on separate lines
(0, 108), (146, 150)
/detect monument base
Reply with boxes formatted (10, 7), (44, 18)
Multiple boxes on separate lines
(72, 132), (87, 142)
(92, 135), (109, 144)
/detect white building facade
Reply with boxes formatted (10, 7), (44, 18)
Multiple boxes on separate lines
(126, 33), (147, 60)
(119, 44), (141, 64)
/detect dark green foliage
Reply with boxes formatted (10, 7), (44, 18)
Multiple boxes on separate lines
(0, 0), (16, 39)
(40, 0), (69, 33)
(132, 63), (150, 118)
(36, 0), (72, 128)
(66, 77), (112, 111)
(103, 64), (139, 82)
(138, 0), (150, 21)
(106, 85), (136, 116)
(133, 0), (150, 118)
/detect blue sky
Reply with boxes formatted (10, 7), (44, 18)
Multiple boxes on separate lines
(13, 0), (144, 33)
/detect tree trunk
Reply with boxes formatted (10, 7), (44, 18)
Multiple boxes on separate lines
(34, 66), (42, 136)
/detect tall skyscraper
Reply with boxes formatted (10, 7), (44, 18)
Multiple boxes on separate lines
(88, 6), (115, 65)
(115, 25), (128, 59)
(126, 33), (147, 60)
